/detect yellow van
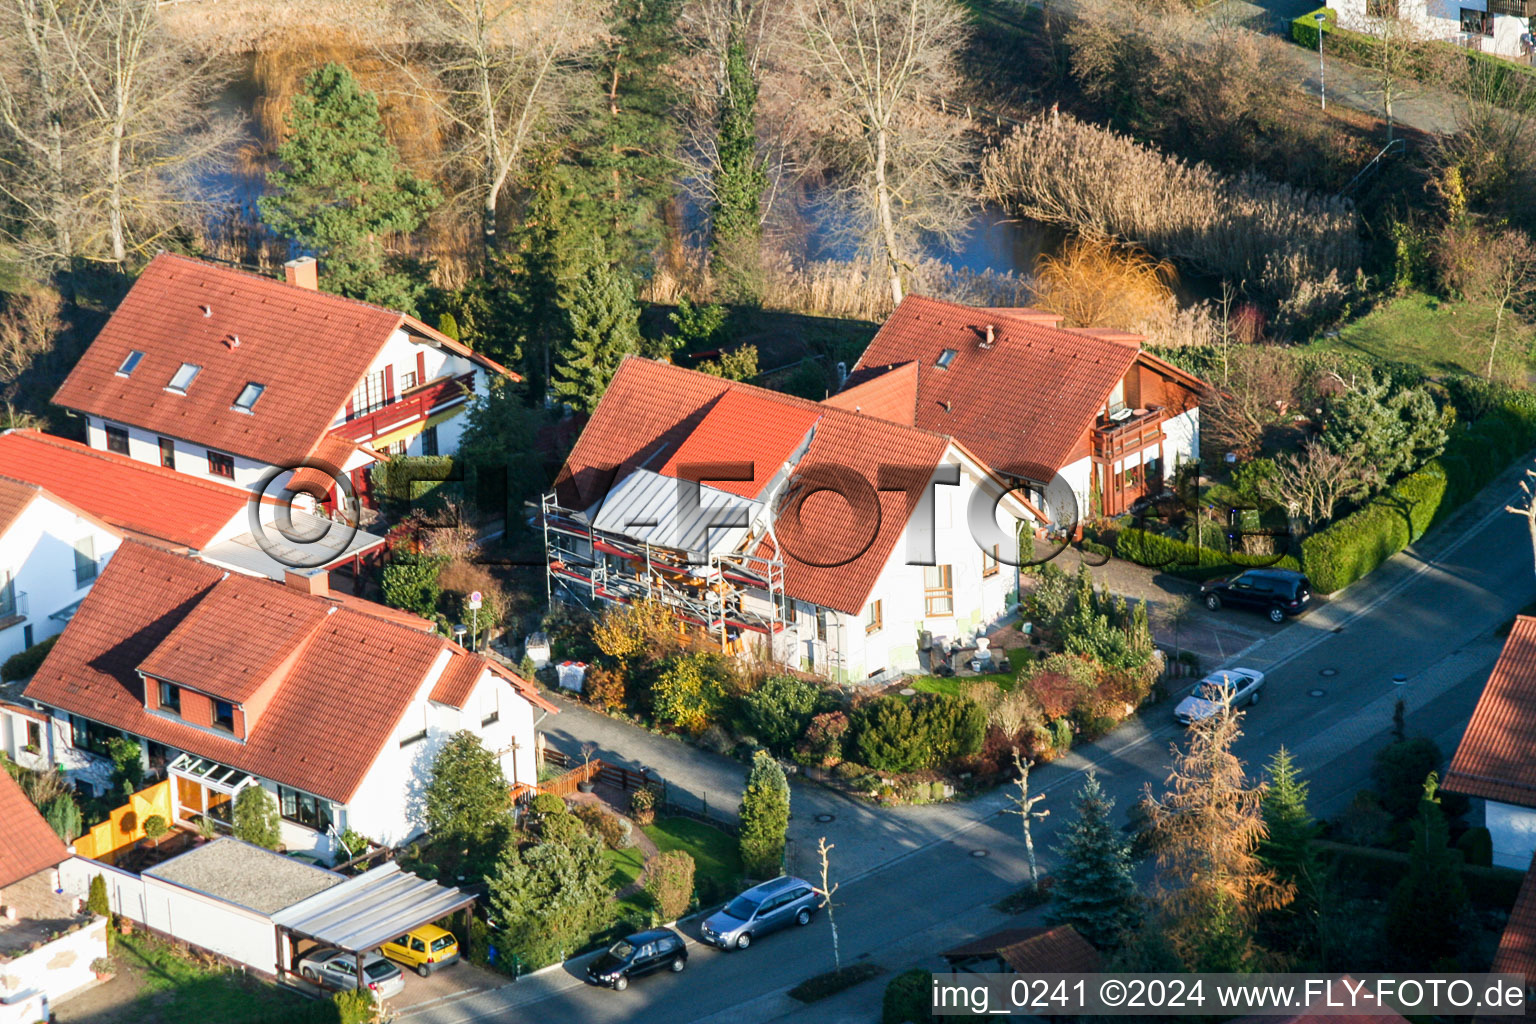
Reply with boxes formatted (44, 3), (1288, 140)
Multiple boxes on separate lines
(381, 924), (460, 976)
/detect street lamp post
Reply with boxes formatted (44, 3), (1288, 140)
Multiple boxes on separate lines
(1317, 10), (1329, 110)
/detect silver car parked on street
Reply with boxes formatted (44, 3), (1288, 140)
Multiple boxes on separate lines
(700, 876), (823, 950)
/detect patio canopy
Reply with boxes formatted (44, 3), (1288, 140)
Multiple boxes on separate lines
(270, 861), (475, 954)
(169, 752), (261, 795)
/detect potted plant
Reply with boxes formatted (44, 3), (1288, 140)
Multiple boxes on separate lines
(142, 814), (168, 849)
(116, 916), (132, 936)
(91, 957), (114, 981)
(577, 741), (599, 793)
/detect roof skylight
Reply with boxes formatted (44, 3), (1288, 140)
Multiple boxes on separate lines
(167, 362), (201, 394)
(936, 349), (958, 369)
(117, 350), (144, 377)
(233, 382), (265, 413)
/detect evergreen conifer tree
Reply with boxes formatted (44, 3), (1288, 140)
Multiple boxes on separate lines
(552, 260), (641, 412)
(1048, 771), (1142, 949)
(260, 63), (440, 313)
(739, 750), (790, 878)
(1258, 746), (1323, 961)
(1384, 773), (1469, 965)
(710, 25), (768, 303)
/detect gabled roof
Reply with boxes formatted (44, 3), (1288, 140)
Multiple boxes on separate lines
(656, 388), (820, 499)
(1445, 617), (1536, 807)
(24, 542), (552, 804)
(849, 295), (1203, 476)
(996, 925), (1100, 974)
(823, 361), (918, 425)
(0, 476), (40, 538)
(0, 768), (69, 888)
(554, 357), (951, 615)
(0, 429), (248, 549)
(52, 254), (514, 468)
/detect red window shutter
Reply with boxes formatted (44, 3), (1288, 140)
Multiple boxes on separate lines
(384, 364), (395, 403)
(346, 398), (355, 419)
(416, 351), (426, 387)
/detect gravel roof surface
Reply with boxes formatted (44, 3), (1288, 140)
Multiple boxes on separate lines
(145, 837), (343, 914)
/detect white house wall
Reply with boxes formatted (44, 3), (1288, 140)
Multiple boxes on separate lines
(1163, 407), (1200, 467)
(0, 495), (121, 660)
(1334, 0), (1534, 59)
(84, 416), (273, 493)
(1486, 799), (1536, 869)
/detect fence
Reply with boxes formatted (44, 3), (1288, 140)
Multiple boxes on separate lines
(536, 748), (741, 834)
(74, 780), (174, 863)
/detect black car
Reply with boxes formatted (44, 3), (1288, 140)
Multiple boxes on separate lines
(1200, 569), (1311, 623)
(585, 928), (687, 991)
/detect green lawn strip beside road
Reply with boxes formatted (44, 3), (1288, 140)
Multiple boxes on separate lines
(109, 932), (322, 1024)
(643, 817), (742, 902)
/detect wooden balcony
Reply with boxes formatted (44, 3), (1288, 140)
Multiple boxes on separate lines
(1488, 0), (1530, 17)
(334, 372), (475, 443)
(1091, 406), (1167, 462)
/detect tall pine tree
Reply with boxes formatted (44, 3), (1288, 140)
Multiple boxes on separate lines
(1258, 747), (1322, 963)
(1048, 771), (1142, 949)
(710, 25), (768, 303)
(551, 260), (641, 412)
(1384, 773), (1468, 966)
(260, 63), (440, 314)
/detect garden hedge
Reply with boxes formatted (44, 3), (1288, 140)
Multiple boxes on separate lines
(1301, 399), (1536, 593)
(1112, 527), (1301, 579)
(1314, 839), (1524, 907)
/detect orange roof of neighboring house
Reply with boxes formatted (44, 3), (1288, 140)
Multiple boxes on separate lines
(1491, 854), (1536, 982)
(0, 768), (68, 888)
(849, 295), (1203, 477)
(822, 361), (918, 425)
(1445, 616), (1536, 807)
(996, 925), (1100, 974)
(289, 435), (379, 498)
(554, 357), (950, 615)
(0, 429), (248, 549)
(24, 541), (552, 804)
(52, 254), (515, 469)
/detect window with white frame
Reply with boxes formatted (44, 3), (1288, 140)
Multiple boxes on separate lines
(352, 370), (387, 417)
(924, 565), (954, 616)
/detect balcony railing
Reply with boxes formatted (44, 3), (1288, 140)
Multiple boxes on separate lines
(0, 587), (28, 621)
(1488, 0), (1530, 17)
(1091, 407), (1167, 462)
(334, 372), (475, 443)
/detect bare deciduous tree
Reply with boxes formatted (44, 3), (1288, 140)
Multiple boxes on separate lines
(797, 0), (975, 307)
(1201, 345), (1303, 459)
(1004, 748), (1050, 892)
(1359, 7), (1426, 141)
(1259, 441), (1373, 532)
(390, 0), (605, 251)
(815, 836), (841, 969)
(1474, 230), (1536, 378)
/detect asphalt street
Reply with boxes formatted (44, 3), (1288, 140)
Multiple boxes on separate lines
(401, 463), (1536, 1024)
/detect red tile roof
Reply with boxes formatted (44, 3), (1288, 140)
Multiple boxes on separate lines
(1446, 617), (1536, 807)
(554, 358), (950, 615)
(0, 430), (248, 550)
(997, 925), (1100, 974)
(429, 654), (486, 709)
(1491, 854), (1536, 982)
(851, 295), (1162, 475)
(0, 476), (40, 538)
(822, 361), (918, 425)
(0, 767), (69, 888)
(52, 254), (513, 469)
(289, 435), (377, 497)
(24, 541), (551, 804)
(657, 389), (821, 498)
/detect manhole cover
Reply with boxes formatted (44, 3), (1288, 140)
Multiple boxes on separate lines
(971, 849), (989, 858)
(899, 687), (917, 696)
(1391, 674), (1408, 685)
(1308, 689), (1327, 698)
(815, 813), (835, 823)
(1319, 668), (1338, 677)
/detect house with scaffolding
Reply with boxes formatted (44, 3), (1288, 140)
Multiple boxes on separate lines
(543, 358), (1042, 682)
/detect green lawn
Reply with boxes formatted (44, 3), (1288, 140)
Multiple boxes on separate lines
(1312, 292), (1534, 381)
(109, 932), (317, 1024)
(643, 817), (742, 901)
(604, 845), (645, 890)
(908, 671), (1016, 697)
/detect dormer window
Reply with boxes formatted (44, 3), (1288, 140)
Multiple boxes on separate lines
(117, 350), (144, 377)
(936, 349), (958, 370)
(167, 362), (201, 394)
(233, 382), (265, 413)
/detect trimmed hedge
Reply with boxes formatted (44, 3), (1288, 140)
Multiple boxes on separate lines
(1113, 527), (1301, 579)
(1315, 839), (1524, 907)
(1302, 399), (1536, 593)
(1, 635), (57, 682)
(370, 455), (459, 508)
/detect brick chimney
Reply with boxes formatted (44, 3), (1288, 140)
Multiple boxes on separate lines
(284, 256), (318, 291)
(284, 567), (329, 597)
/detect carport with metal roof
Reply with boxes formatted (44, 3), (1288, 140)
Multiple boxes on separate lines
(270, 861), (476, 987)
